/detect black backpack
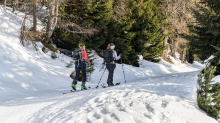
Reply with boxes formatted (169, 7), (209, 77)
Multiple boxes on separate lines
(72, 49), (82, 61)
(101, 49), (114, 64)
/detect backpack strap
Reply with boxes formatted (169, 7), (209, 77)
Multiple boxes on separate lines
(74, 49), (84, 67)
(79, 49), (86, 63)
(107, 50), (114, 64)
(79, 49), (82, 60)
(110, 50), (114, 64)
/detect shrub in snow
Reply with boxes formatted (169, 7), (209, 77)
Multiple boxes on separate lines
(42, 46), (49, 54)
(86, 50), (95, 82)
(66, 61), (74, 68)
(197, 64), (220, 119)
(51, 52), (58, 59)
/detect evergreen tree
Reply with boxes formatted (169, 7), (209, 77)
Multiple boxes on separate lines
(180, 0), (220, 75)
(53, 0), (113, 50)
(52, 0), (168, 66)
(180, 0), (220, 61)
(85, 50), (95, 83)
(205, 46), (220, 76)
(129, 0), (168, 62)
(180, 1), (220, 118)
(197, 64), (220, 119)
(93, 0), (168, 66)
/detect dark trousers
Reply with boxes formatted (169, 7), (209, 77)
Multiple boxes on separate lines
(106, 64), (116, 81)
(73, 62), (86, 84)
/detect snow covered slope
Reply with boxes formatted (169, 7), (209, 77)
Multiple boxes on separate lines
(0, 7), (73, 100)
(0, 7), (217, 123)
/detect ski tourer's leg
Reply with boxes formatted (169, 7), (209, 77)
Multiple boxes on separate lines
(111, 64), (116, 85)
(81, 63), (87, 90)
(72, 79), (77, 90)
(72, 63), (80, 90)
(106, 64), (115, 86)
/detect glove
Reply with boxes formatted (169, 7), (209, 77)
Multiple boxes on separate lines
(119, 53), (122, 57)
(90, 60), (93, 65)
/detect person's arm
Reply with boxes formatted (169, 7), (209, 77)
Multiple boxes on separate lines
(82, 50), (90, 62)
(113, 51), (121, 60)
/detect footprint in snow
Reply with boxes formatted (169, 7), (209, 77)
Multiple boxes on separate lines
(145, 103), (155, 114)
(93, 113), (101, 119)
(110, 113), (120, 122)
(161, 101), (169, 108)
(87, 119), (92, 123)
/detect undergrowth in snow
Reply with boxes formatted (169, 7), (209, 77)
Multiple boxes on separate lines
(0, 6), (218, 123)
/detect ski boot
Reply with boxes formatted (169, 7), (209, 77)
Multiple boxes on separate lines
(71, 79), (77, 91)
(72, 84), (76, 91)
(81, 85), (87, 90)
(81, 82), (87, 90)
(107, 79), (114, 87)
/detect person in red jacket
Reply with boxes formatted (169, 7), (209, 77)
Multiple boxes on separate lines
(72, 44), (92, 90)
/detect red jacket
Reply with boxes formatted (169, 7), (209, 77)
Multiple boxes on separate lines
(81, 49), (90, 62)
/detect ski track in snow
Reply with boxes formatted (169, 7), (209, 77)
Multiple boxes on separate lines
(0, 6), (218, 123)
(1, 71), (216, 123)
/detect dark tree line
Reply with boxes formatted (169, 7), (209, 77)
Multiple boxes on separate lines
(2, 0), (172, 67)
(51, 0), (170, 67)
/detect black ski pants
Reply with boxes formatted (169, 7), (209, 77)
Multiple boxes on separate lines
(73, 62), (87, 84)
(106, 64), (116, 81)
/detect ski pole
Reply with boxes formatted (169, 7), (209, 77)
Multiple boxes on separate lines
(99, 63), (105, 72)
(96, 67), (107, 88)
(121, 58), (126, 83)
(89, 52), (95, 88)
(89, 62), (92, 88)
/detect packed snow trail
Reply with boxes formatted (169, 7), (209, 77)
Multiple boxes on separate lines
(0, 6), (218, 123)
(0, 71), (217, 123)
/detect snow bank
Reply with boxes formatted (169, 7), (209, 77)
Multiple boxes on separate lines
(0, 7), (73, 100)
(0, 6), (217, 123)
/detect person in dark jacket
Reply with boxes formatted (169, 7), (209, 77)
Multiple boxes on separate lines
(72, 44), (92, 90)
(105, 43), (122, 86)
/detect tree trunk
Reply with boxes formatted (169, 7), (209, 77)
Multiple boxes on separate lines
(180, 47), (186, 63)
(47, 0), (58, 38)
(170, 41), (178, 59)
(186, 51), (189, 62)
(187, 51), (194, 64)
(33, 3), (37, 33)
(161, 36), (169, 58)
(170, 34), (179, 59)
(16, 0), (18, 8)
(13, 0), (18, 12)
(18, 0), (23, 9)
(4, 0), (6, 10)
(12, 0), (15, 13)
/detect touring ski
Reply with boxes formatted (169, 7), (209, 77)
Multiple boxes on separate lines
(63, 88), (95, 94)
(63, 83), (121, 94)
(101, 83), (120, 88)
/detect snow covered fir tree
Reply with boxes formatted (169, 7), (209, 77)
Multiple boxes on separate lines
(197, 64), (220, 119)
(0, 0), (220, 122)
